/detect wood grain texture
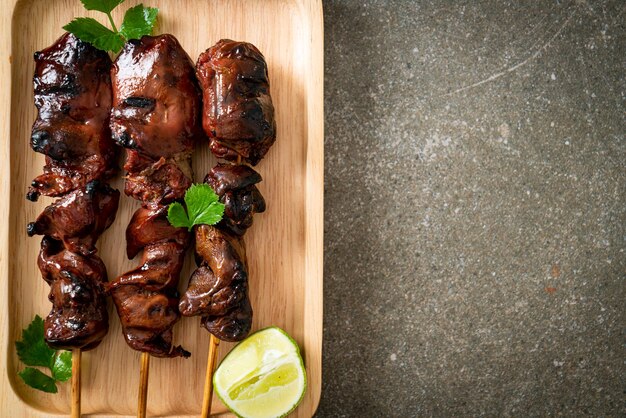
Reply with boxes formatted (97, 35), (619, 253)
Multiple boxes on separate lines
(71, 349), (81, 418)
(0, 0), (324, 416)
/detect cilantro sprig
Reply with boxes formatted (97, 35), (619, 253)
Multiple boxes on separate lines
(15, 316), (72, 393)
(167, 184), (225, 230)
(63, 0), (158, 53)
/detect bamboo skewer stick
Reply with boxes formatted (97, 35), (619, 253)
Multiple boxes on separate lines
(71, 349), (81, 418)
(137, 353), (151, 418)
(201, 335), (221, 418)
(199, 155), (243, 418)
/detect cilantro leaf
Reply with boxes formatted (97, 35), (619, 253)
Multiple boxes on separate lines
(63, 18), (125, 53)
(167, 184), (225, 230)
(18, 368), (58, 393)
(80, 0), (125, 14)
(185, 184), (225, 228)
(15, 315), (56, 369)
(167, 202), (191, 229)
(64, 1), (159, 54)
(51, 351), (73, 382)
(120, 4), (159, 40)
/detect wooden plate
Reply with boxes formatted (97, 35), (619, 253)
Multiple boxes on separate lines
(0, 0), (323, 416)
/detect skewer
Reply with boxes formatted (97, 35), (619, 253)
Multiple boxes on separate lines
(137, 353), (150, 418)
(71, 349), (81, 418)
(199, 154), (244, 418)
(108, 34), (197, 418)
(28, 34), (118, 418)
(201, 335), (221, 418)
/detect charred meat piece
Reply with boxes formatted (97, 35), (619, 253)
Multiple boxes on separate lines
(122, 152), (193, 205)
(27, 181), (120, 256)
(181, 39), (275, 342)
(37, 237), (110, 350)
(200, 302), (253, 343)
(111, 34), (200, 203)
(205, 164), (266, 236)
(26, 33), (119, 350)
(28, 33), (116, 201)
(109, 34), (199, 357)
(179, 225), (252, 342)
(110, 283), (189, 357)
(110, 238), (190, 358)
(109, 240), (190, 358)
(111, 35), (200, 159)
(196, 39), (276, 165)
(125, 204), (188, 259)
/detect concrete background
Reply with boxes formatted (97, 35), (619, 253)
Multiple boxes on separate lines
(318, 1), (625, 416)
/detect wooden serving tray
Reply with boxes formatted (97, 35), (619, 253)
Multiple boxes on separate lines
(0, 0), (323, 416)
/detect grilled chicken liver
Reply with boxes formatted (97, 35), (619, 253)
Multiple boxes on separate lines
(109, 34), (200, 357)
(26, 33), (119, 351)
(180, 225), (252, 342)
(196, 39), (276, 166)
(28, 33), (116, 201)
(182, 40), (276, 342)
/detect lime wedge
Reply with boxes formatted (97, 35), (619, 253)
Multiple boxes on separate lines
(214, 327), (307, 418)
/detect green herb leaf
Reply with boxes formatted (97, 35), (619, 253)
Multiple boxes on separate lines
(167, 202), (191, 229)
(120, 4), (159, 40)
(15, 315), (56, 369)
(18, 368), (58, 393)
(64, 1), (159, 53)
(185, 184), (225, 228)
(51, 351), (73, 382)
(16, 316), (73, 393)
(80, 0), (125, 14)
(167, 184), (225, 230)
(63, 18), (125, 53)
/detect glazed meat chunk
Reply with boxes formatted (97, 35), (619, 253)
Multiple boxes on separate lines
(196, 39), (276, 165)
(109, 34), (201, 357)
(28, 33), (116, 201)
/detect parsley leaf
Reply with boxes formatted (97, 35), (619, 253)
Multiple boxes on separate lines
(80, 0), (124, 14)
(64, 1), (159, 53)
(15, 315), (73, 393)
(63, 18), (125, 53)
(120, 5), (159, 40)
(15, 315), (56, 369)
(18, 368), (58, 393)
(52, 351), (73, 382)
(167, 184), (225, 231)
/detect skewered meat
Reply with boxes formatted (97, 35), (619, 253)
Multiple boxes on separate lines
(111, 34), (200, 205)
(205, 163), (265, 236)
(182, 39), (276, 342)
(27, 181), (120, 257)
(122, 152), (193, 205)
(109, 34), (200, 358)
(26, 33), (119, 351)
(179, 225), (252, 342)
(110, 35), (200, 160)
(179, 164), (263, 339)
(109, 205), (190, 357)
(27, 32), (116, 201)
(109, 239), (190, 357)
(37, 236), (110, 350)
(125, 205), (189, 260)
(35, 182), (118, 350)
(196, 39), (276, 166)
(29, 182), (118, 346)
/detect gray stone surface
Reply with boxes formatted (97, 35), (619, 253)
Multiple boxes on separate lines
(318, 1), (625, 416)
